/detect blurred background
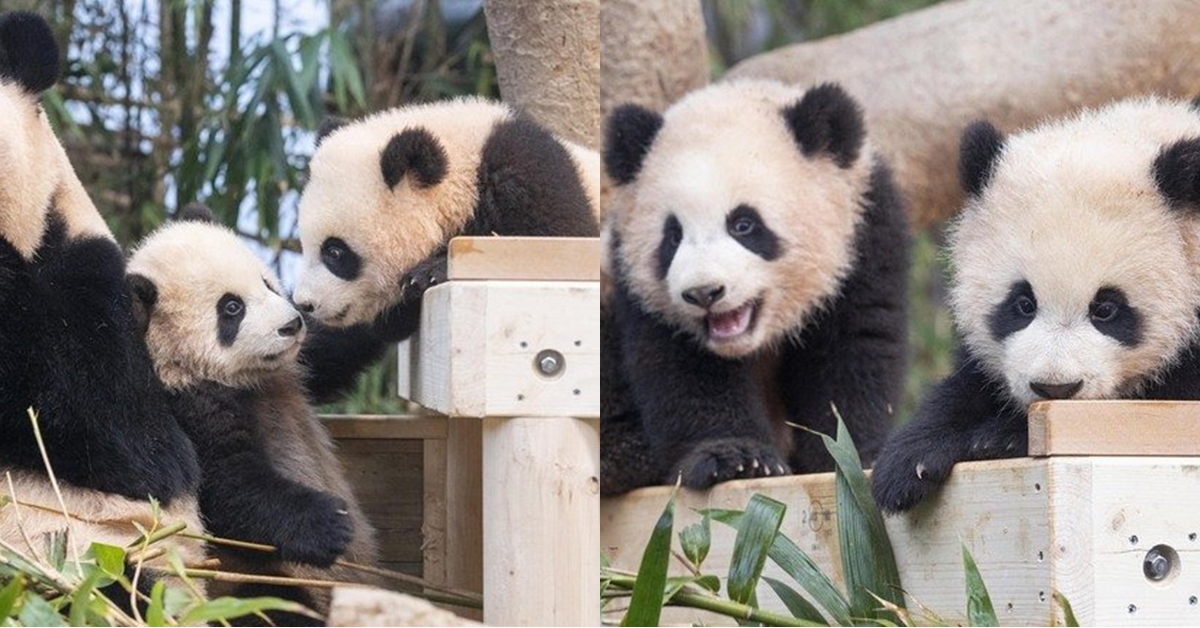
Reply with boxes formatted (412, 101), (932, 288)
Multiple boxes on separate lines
(4, 0), (948, 419)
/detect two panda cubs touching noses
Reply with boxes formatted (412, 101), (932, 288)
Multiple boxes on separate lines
(599, 79), (1200, 514)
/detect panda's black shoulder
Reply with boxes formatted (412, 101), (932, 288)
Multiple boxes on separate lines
(467, 112), (599, 238)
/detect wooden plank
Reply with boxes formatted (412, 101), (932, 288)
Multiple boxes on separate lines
(482, 417), (600, 626)
(410, 281), (600, 419)
(446, 236), (601, 282)
(422, 437), (448, 595)
(320, 414), (447, 440)
(1028, 401), (1200, 457)
(1059, 457), (1200, 625)
(444, 418), (484, 622)
(603, 458), (1053, 625)
(332, 439), (424, 578)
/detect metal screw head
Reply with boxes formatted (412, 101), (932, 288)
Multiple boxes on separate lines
(535, 349), (564, 376)
(1145, 548), (1172, 581)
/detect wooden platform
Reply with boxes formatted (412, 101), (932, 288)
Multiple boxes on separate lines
(602, 401), (1200, 626)
(394, 236), (601, 626)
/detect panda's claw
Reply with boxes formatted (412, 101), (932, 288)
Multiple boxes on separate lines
(673, 438), (789, 490)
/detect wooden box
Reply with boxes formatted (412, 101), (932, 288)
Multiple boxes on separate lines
(601, 401), (1200, 626)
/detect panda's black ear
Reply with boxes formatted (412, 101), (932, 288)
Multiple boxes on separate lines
(380, 128), (448, 189)
(1154, 136), (1200, 209)
(604, 104), (663, 185)
(317, 115), (349, 146)
(0, 12), (59, 95)
(959, 120), (1006, 197)
(783, 83), (864, 169)
(127, 273), (157, 335)
(176, 202), (218, 223)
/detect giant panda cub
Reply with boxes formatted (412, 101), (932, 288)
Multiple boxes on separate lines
(873, 98), (1200, 513)
(0, 11), (202, 571)
(127, 205), (377, 622)
(291, 98), (601, 353)
(601, 81), (910, 495)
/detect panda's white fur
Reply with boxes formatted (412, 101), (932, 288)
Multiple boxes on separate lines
(950, 97), (1200, 406)
(610, 80), (873, 359)
(128, 221), (303, 390)
(1, 470), (205, 569)
(294, 97), (600, 328)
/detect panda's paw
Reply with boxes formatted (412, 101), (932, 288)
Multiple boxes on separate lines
(399, 251), (448, 302)
(673, 438), (790, 490)
(277, 491), (354, 567)
(870, 443), (958, 514)
(967, 426), (1027, 460)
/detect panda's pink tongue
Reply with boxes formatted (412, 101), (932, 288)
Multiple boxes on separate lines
(708, 303), (753, 339)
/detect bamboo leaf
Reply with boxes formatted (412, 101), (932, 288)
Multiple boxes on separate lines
(710, 509), (851, 625)
(270, 39), (315, 127)
(0, 574), (24, 618)
(68, 569), (103, 627)
(679, 509), (711, 570)
(728, 495), (786, 605)
(1053, 592), (1079, 627)
(816, 409), (905, 621)
(622, 494), (675, 627)
(962, 543), (997, 626)
(181, 597), (312, 625)
(146, 580), (167, 626)
(88, 542), (126, 578)
(18, 594), (65, 627)
(763, 576), (827, 624)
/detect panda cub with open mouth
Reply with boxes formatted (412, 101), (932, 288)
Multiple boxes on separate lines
(873, 98), (1200, 513)
(601, 80), (910, 495)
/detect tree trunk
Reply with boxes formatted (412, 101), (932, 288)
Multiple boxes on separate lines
(726, 0), (1200, 228)
(599, 0), (708, 118)
(483, 0), (600, 148)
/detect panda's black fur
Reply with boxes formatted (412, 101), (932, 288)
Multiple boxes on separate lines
(0, 11), (198, 505)
(872, 102), (1200, 513)
(601, 82), (909, 495)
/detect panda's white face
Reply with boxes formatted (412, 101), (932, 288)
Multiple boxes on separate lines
(951, 98), (1200, 405)
(293, 99), (506, 327)
(611, 81), (870, 358)
(129, 222), (306, 390)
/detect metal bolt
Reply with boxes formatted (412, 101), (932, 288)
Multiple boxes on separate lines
(1130, 535), (1139, 546)
(1129, 604), (1137, 614)
(535, 349), (564, 377)
(1145, 548), (1172, 581)
(1190, 596), (1197, 605)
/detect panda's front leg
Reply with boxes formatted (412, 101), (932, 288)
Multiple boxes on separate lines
(399, 246), (449, 303)
(871, 350), (1019, 513)
(615, 289), (789, 490)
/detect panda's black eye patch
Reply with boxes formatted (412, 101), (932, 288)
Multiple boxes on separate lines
(988, 280), (1037, 341)
(726, 205), (780, 260)
(217, 293), (245, 347)
(320, 237), (362, 281)
(657, 214), (683, 280)
(1090, 286), (1141, 346)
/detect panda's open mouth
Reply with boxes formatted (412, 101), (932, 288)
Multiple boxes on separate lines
(706, 300), (757, 341)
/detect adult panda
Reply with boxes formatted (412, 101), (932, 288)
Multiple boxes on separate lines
(0, 11), (202, 571)
(290, 98), (601, 388)
(601, 80), (910, 495)
(873, 97), (1200, 513)
(127, 205), (378, 624)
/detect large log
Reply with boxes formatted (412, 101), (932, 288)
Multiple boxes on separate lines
(726, 0), (1200, 228)
(599, 0), (708, 117)
(483, 0), (600, 149)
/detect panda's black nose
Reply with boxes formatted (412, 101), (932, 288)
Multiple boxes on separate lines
(1029, 380), (1083, 400)
(296, 301), (315, 314)
(278, 316), (304, 337)
(682, 284), (726, 309)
